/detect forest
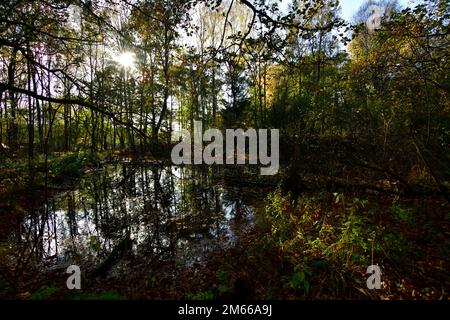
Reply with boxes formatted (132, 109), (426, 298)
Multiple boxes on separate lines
(0, 0), (449, 300)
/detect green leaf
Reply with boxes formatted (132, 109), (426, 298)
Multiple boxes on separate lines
(290, 271), (305, 289)
(303, 280), (310, 293)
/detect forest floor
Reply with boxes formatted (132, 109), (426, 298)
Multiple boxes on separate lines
(177, 192), (449, 300)
(0, 151), (449, 300)
(88, 190), (447, 300)
(5, 190), (448, 300)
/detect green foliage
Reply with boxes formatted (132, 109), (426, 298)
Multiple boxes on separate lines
(69, 291), (123, 300)
(30, 286), (61, 300)
(216, 269), (233, 295)
(49, 153), (83, 179)
(47, 151), (102, 180)
(187, 269), (234, 299)
(81, 151), (102, 168)
(264, 189), (386, 296)
(89, 235), (102, 252)
(390, 196), (415, 226)
(187, 289), (215, 300)
(262, 187), (437, 298)
(290, 262), (312, 293)
(30, 286), (122, 300)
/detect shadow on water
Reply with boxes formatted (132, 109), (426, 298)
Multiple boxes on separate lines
(5, 163), (265, 291)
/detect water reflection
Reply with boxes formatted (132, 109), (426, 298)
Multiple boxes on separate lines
(11, 164), (256, 277)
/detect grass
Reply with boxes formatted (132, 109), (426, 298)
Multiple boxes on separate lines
(30, 286), (123, 300)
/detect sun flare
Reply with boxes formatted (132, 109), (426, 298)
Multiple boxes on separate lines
(115, 51), (135, 69)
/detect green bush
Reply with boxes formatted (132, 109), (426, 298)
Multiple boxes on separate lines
(263, 189), (387, 297)
(49, 153), (83, 179)
(390, 196), (415, 226)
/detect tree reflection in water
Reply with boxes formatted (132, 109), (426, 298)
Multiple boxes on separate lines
(9, 164), (257, 280)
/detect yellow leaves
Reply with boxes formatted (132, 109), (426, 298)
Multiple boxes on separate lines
(263, 65), (279, 103)
(398, 42), (413, 57)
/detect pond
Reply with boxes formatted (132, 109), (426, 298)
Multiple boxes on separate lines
(7, 162), (268, 287)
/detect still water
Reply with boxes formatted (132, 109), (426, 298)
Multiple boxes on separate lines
(10, 163), (262, 279)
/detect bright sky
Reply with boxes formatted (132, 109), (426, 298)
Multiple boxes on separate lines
(339, 0), (420, 22)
